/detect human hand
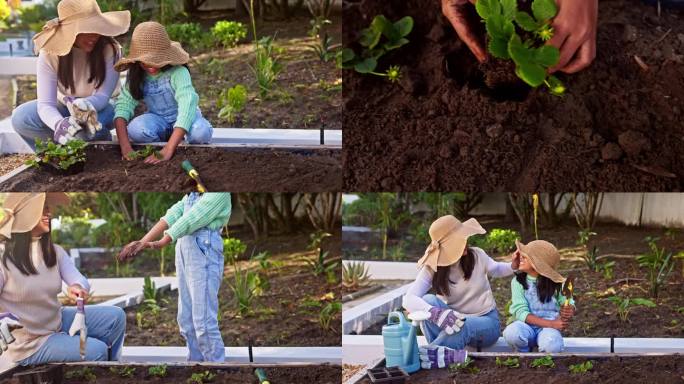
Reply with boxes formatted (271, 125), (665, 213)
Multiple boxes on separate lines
(54, 117), (83, 144)
(441, 0), (487, 63)
(67, 284), (89, 302)
(144, 145), (174, 164)
(548, 316), (568, 330)
(511, 250), (521, 270)
(560, 304), (575, 321)
(149, 234), (172, 250)
(120, 143), (135, 161)
(429, 306), (466, 335)
(547, 0), (598, 74)
(0, 312), (21, 354)
(118, 240), (150, 261)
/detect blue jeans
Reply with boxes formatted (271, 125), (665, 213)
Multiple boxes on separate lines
(127, 110), (213, 144)
(12, 100), (113, 150)
(503, 321), (564, 353)
(17, 306), (126, 365)
(420, 294), (501, 350)
(176, 224), (224, 362)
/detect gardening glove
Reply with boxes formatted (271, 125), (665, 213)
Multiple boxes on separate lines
(441, 0), (487, 63)
(54, 116), (83, 144)
(0, 312), (21, 356)
(64, 97), (102, 137)
(419, 345), (468, 369)
(67, 297), (88, 360)
(429, 306), (465, 335)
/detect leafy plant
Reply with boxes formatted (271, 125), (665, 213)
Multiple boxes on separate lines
(223, 238), (247, 264)
(637, 237), (676, 298)
(252, 251), (274, 271)
(576, 230), (599, 272)
(251, 36), (283, 98)
(65, 367), (96, 381)
(148, 364), (168, 378)
(319, 301), (341, 331)
(568, 360), (594, 374)
(109, 366), (135, 378)
(448, 357), (480, 374)
(598, 260), (615, 280)
(475, 0), (564, 95)
(607, 296), (656, 322)
(307, 33), (338, 62)
(342, 262), (371, 289)
(530, 355), (555, 368)
(309, 17), (332, 38)
(495, 356), (520, 368)
(478, 228), (521, 254)
(26, 138), (87, 170)
(127, 145), (162, 160)
(339, 15), (413, 82)
(218, 84), (248, 124)
(143, 276), (158, 304)
(166, 22), (209, 50)
(227, 264), (257, 316)
(187, 370), (216, 384)
(211, 20), (248, 48)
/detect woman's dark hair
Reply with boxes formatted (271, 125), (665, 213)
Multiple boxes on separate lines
(2, 231), (56, 276)
(126, 64), (190, 100)
(432, 247), (476, 296)
(515, 272), (561, 303)
(58, 37), (118, 94)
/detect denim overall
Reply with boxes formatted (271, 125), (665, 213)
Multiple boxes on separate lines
(503, 278), (564, 353)
(127, 69), (213, 143)
(175, 193), (225, 362)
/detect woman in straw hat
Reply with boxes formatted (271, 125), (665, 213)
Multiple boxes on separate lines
(402, 215), (520, 369)
(11, 0), (130, 149)
(502, 240), (575, 353)
(0, 193), (125, 369)
(113, 21), (213, 164)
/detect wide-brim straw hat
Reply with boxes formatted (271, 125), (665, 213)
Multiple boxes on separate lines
(418, 215), (486, 271)
(114, 21), (190, 72)
(32, 0), (131, 56)
(0, 193), (70, 239)
(516, 239), (565, 283)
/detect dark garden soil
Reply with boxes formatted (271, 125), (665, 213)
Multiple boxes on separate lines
(2, 364), (341, 384)
(0, 145), (341, 192)
(342, 0), (684, 191)
(123, 232), (342, 347)
(357, 355), (683, 384)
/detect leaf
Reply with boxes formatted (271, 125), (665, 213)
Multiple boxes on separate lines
(371, 15), (400, 43)
(475, 0), (501, 19)
(341, 48), (356, 63)
(486, 14), (515, 39)
(359, 27), (382, 49)
(501, 0), (517, 19)
(488, 37), (510, 59)
(535, 45), (560, 67)
(531, 0), (558, 22)
(508, 35), (534, 64)
(393, 16), (414, 38)
(515, 62), (547, 87)
(384, 37), (410, 51)
(631, 298), (656, 307)
(354, 57), (377, 73)
(515, 11), (539, 32)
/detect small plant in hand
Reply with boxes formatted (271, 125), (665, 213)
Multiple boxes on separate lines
(568, 360), (594, 374)
(342, 261), (371, 289)
(109, 366), (136, 378)
(26, 138), (86, 171)
(495, 356), (520, 368)
(339, 15), (413, 83)
(448, 357), (480, 374)
(530, 355), (555, 368)
(218, 84), (248, 124)
(475, 0), (565, 95)
(187, 370), (216, 384)
(608, 295), (656, 322)
(148, 364), (168, 378)
(127, 145), (162, 160)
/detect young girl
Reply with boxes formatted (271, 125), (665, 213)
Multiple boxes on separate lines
(113, 22), (213, 164)
(119, 193), (231, 362)
(503, 240), (575, 353)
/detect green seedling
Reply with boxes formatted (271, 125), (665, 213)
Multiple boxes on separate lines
(127, 145), (162, 160)
(339, 15), (413, 82)
(476, 0), (565, 95)
(530, 355), (555, 368)
(495, 356), (520, 368)
(187, 370), (217, 384)
(319, 301), (341, 331)
(607, 296), (656, 322)
(109, 366), (136, 378)
(218, 84), (248, 124)
(148, 364), (168, 378)
(568, 360), (594, 374)
(26, 138), (87, 170)
(307, 32), (339, 62)
(448, 357), (480, 374)
(637, 236), (676, 299)
(65, 367), (96, 381)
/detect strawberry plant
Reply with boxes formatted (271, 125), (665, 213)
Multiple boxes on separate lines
(607, 295), (656, 322)
(26, 138), (87, 171)
(476, 0), (565, 95)
(495, 356), (520, 368)
(448, 357), (480, 374)
(530, 355), (554, 368)
(127, 145), (162, 160)
(568, 360), (594, 374)
(148, 364), (168, 378)
(339, 15), (413, 83)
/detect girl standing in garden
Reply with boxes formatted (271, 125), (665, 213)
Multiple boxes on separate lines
(113, 21), (213, 164)
(119, 193), (231, 362)
(12, 0), (130, 149)
(502, 240), (575, 353)
(403, 215), (519, 369)
(0, 193), (126, 369)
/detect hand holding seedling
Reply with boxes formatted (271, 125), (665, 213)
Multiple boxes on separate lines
(441, 0), (488, 63)
(547, 0), (598, 74)
(547, 316), (567, 330)
(144, 128), (186, 164)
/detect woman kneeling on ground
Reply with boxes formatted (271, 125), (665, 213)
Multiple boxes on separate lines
(402, 215), (519, 369)
(0, 193), (125, 370)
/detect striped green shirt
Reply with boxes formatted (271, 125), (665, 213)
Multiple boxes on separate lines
(509, 275), (575, 323)
(114, 65), (200, 131)
(162, 193), (232, 241)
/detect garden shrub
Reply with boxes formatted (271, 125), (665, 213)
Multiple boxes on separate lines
(471, 228), (521, 254)
(166, 22), (208, 50)
(211, 20), (247, 48)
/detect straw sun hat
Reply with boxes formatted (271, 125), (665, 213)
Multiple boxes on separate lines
(0, 193), (70, 240)
(515, 239), (566, 283)
(418, 215), (486, 271)
(32, 0), (131, 56)
(114, 21), (190, 72)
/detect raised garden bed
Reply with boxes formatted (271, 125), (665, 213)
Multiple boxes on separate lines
(0, 144), (341, 192)
(354, 355), (684, 384)
(343, 0), (684, 191)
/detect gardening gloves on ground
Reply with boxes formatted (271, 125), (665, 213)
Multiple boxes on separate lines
(63, 96), (102, 138)
(429, 306), (465, 335)
(0, 312), (21, 355)
(419, 345), (468, 369)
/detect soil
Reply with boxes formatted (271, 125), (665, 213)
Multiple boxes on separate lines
(357, 355), (684, 384)
(343, 364), (366, 382)
(342, 0), (684, 191)
(3, 364), (342, 384)
(0, 154), (31, 175)
(0, 145), (341, 192)
(124, 232), (342, 347)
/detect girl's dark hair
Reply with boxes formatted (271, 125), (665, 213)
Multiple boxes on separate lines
(432, 247), (476, 296)
(515, 272), (561, 303)
(126, 64), (190, 100)
(58, 37), (118, 94)
(2, 231), (57, 276)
